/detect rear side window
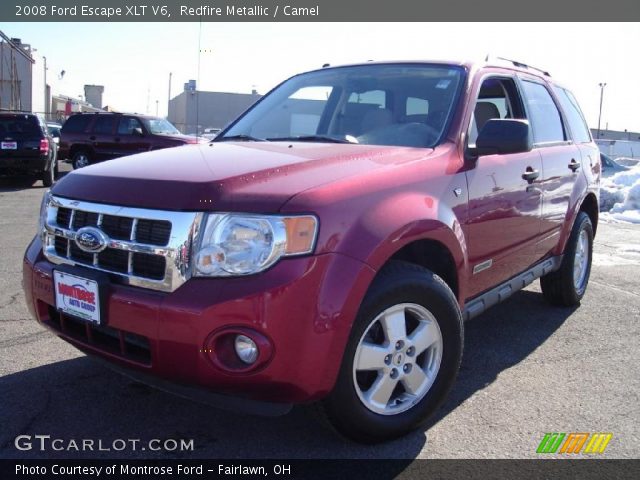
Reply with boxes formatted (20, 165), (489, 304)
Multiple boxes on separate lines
(406, 97), (429, 115)
(521, 80), (565, 144)
(61, 115), (91, 133)
(92, 116), (116, 135)
(553, 87), (592, 144)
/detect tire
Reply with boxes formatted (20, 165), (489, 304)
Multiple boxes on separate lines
(540, 211), (594, 306)
(72, 150), (91, 170)
(318, 261), (463, 443)
(41, 156), (56, 187)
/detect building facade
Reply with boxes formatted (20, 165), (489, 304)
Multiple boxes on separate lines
(168, 83), (261, 134)
(0, 36), (34, 113)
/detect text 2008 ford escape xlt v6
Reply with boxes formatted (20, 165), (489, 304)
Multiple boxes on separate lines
(23, 60), (600, 443)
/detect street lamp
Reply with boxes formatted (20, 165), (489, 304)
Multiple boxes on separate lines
(597, 82), (607, 138)
(43, 55), (48, 119)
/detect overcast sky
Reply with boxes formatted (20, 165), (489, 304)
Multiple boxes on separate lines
(3, 22), (640, 132)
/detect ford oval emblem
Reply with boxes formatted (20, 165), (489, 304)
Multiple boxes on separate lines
(74, 226), (109, 253)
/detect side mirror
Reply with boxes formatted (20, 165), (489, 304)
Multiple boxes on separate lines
(476, 119), (532, 156)
(133, 127), (144, 137)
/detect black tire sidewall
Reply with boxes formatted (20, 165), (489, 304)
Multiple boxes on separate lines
(324, 265), (463, 443)
(564, 212), (594, 302)
(42, 155), (55, 187)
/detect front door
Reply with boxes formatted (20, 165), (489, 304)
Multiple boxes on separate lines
(464, 76), (543, 298)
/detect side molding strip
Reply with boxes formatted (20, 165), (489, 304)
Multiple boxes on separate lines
(463, 256), (563, 321)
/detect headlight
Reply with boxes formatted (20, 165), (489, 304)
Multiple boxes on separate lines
(38, 190), (51, 235)
(194, 213), (318, 277)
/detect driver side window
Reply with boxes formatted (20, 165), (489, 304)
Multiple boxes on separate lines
(468, 77), (525, 147)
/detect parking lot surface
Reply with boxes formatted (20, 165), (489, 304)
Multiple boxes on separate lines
(1, 167), (638, 459)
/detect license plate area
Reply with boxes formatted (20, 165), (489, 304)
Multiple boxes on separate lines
(1, 141), (17, 150)
(53, 266), (109, 325)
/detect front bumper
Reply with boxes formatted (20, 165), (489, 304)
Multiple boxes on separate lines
(23, 236), (375, 404)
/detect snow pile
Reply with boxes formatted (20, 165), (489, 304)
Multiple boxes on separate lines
(600, 164), (640, 224)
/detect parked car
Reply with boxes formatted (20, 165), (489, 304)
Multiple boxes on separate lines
(600, 152), (629, 176)
(0, 112), (57, 186)
(202, 127), (222, 141)
(614, 157), (639, 168)
(24, 59), (599, 443)
(47, 122), (62, 144)
(58, 112), (204, 169)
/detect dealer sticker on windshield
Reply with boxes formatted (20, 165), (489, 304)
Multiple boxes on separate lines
(53, 271), (101, 325)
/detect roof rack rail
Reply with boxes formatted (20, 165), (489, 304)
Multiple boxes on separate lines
(486, 55), (551, 77)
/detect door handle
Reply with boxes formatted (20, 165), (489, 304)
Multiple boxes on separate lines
(89, 136), (96, 141)
(568, 158), (581, 172)
(114, 137), (121, 142)
(522, 167), (540, 184)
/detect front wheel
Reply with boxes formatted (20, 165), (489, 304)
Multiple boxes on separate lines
(319, 261), (463, 443)
(540, 211), (594, 306)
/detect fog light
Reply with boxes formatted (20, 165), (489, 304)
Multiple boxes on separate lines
(234, 334), (258, 364)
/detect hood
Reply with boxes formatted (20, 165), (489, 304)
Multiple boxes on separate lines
(51, 142), (435, 212)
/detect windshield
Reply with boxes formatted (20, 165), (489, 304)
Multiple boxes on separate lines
(143, 118), (181, 135)
(219, 64), (464, 148)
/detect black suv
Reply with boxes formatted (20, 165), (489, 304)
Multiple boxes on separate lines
(59, 112), (202, 169)
(0, 113), (57, 186)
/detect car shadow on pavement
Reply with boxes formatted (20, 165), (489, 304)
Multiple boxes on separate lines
(0, 177), (40, 192)
(0, 289), (575, 461)
(427, 289), (577, 430)
(0, 171), (69, 192)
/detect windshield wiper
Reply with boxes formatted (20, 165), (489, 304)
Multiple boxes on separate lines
(267, 135), (357, 144)
(216, 134), (266, 142)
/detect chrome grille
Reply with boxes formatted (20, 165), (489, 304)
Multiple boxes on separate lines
(42, 195), (203, 292)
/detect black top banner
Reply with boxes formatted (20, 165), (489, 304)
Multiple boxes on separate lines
(2, 0), (640, 21)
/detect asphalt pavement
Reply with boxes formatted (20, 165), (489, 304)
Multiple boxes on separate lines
(1, 165), (638, 460)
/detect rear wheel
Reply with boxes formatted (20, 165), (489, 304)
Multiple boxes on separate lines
(41, 156), (57, 187)
(72, 150), (91, 169)
(319, 261), (463, 443)
(540, 211), (594, 306)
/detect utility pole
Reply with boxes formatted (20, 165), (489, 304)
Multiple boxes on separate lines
(167, 72), (172, 117)
(597, 82), (606, 139)
(43, 55), (48, 118)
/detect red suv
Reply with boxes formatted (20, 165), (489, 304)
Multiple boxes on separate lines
(23, 60), (600, 443)
(59, 112), (202, 169)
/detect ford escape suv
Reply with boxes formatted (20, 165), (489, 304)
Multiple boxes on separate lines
(23, 60), (600, 443)
(0, 112), (57, 186)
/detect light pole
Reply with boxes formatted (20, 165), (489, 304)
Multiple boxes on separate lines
(597, 82), (607, 138)
(43, 55), (47, 119)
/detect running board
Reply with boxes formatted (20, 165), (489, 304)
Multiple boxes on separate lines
(462, 256), (563, 321)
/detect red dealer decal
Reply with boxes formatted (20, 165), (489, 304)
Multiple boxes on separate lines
(57, 283), (96, 304)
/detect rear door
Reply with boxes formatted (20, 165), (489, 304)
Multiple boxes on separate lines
(518, 78), (580, 257)
(465, 76), (543, 297)
(552, 85), (600, 190)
